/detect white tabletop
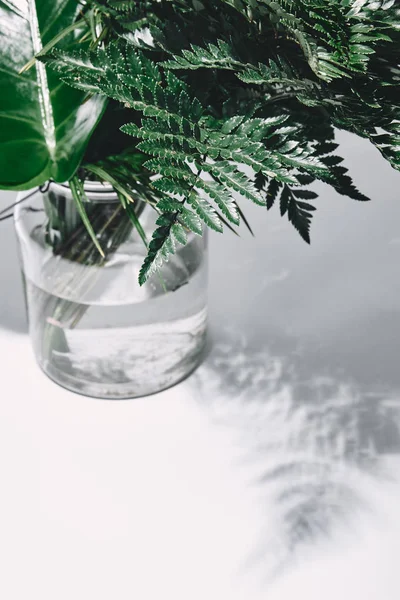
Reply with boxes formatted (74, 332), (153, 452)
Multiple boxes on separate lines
(1, 131), (400, 599)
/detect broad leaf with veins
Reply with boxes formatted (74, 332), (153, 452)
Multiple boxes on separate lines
(0, 0), (106, 190)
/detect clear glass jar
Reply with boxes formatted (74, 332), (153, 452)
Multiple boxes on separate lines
(15, 182), (208, 399)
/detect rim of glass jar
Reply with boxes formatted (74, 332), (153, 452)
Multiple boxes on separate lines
(49, 180), (118, 203)
(14, 180), (119, 240)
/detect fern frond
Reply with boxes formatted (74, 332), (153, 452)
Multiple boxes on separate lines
(161, 39), (243, 70)
(187, 195), (224, 233)
(178, 206), (204, 236)
(280, 184), (316, 244)
(263, 179), (317, 243)
(41, 0), (398, 283)
(202, 162), (265, 206)
(138, 211), (183, 285)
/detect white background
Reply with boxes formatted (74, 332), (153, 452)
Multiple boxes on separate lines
(1, 131), (400, 599)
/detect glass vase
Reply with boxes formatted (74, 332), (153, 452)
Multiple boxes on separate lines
(15, 182), (208, 399)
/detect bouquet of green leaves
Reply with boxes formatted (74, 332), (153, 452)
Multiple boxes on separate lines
(1, 0), (399, 284)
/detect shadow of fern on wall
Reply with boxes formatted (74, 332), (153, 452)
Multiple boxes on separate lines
(192, 329), (400, 577)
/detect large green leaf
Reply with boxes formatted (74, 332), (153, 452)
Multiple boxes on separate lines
(0, 0), (107, 190)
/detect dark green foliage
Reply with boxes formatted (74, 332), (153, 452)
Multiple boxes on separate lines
(263, 179), (317, 244)
(138, 211), (187, 285)
(0, 0), (107, 190)
(39, 0), (399, 283)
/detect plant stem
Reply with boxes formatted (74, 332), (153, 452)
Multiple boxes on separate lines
(19, 18), (86, 74)
(69, 176), (105, 257)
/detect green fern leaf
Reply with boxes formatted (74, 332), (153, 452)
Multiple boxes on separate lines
(151, 178), (190, 197)
(179, 206), (203, 236)
(187, 195), (223, 233)
(204, 162), (266, 206)
(266, 179), (281, 210)
(195, 179), (240, 225)
(280, 185), (316, 244)
(138, 212), (181, 285)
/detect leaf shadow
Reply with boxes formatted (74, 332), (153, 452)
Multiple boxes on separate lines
(192, 323), (400, 580)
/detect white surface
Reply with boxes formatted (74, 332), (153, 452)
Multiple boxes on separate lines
(1, 131), (400, 599)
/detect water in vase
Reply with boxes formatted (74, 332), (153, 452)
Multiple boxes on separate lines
(22, 230), (208, 399)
